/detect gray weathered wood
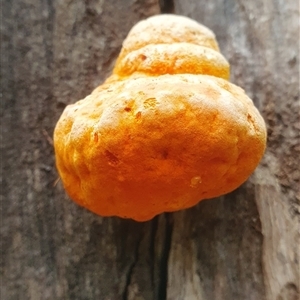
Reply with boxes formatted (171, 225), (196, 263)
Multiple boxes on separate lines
(1, 0), (299, 299)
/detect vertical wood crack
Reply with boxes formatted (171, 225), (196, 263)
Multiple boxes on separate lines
(157, 214), (174, 300)
(159, 0), (175, 13)
(122, 233), (143, 300)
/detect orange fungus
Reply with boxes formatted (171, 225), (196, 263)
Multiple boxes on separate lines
(53, 15), (267, 221)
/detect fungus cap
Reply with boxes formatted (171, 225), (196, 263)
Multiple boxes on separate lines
(54, 14), (267, 221)
(116, 14), (220, 62)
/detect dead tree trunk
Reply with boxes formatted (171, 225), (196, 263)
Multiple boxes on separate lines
(2, 0), (299, 299)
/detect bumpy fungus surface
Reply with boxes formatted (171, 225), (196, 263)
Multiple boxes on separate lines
(54, 14), (267, 221)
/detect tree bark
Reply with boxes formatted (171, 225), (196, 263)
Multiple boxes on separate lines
(1, 0), (299, 299)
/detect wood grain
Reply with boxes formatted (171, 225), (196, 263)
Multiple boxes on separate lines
(1, 0), (299, 299)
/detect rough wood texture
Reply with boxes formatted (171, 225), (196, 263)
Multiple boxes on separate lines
(1, 0), (299, 299)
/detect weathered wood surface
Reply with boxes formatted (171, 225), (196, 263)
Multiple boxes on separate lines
(1, 0), (299, 299)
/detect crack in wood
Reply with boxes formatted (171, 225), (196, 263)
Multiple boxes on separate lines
(122, 232), (143, 300)
(121, 215), (174, 300)
(157, 214), (174, 300)
(150, 217), (158, 291)
(159, 0), (175, 13)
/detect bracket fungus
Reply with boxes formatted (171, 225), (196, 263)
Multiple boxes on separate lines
(54, 14), (267, 221)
